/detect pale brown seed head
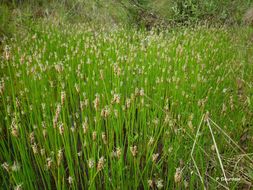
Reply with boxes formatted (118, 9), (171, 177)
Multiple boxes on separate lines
(92, 131), (97, 141)
(152, 153), (159, 163)
(97, 156), (106, 171)
(130, 145), (138, 157)
(174, 168), (182, 184)
(102, 132), (107, 144)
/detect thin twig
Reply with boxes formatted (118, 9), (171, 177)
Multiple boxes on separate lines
(209, 118), (253, 164)
(207, 119), (228, 184)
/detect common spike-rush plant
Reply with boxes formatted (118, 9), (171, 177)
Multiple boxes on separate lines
(0, 22), (253, 189)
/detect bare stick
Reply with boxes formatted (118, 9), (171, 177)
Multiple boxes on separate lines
(207, 119), (228, 184)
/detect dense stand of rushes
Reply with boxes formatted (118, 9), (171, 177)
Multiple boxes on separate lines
(0, 23), (253, 189)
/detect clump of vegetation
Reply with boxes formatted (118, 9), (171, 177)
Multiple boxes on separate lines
(1, 0), (253, 30)
(1, 1), (253, 189)
(0, 22), (252, 189)
(0, 4), (14, 38)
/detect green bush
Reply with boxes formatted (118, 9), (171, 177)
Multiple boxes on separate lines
(0, 0), (252, 30)
(147, 0), (252, 25)
(0, 4), (13, 38)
